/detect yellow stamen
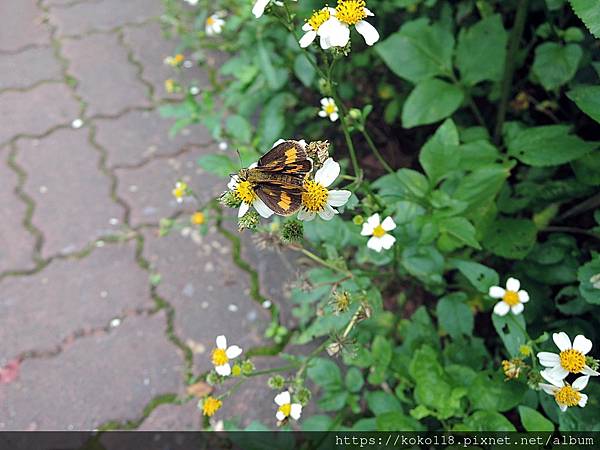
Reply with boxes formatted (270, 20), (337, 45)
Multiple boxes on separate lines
(560, 349), (586, 373)
(302, 180), (329, 212)
(324, 103), (337, 115)
(278, 403), (292, 417)
(335, 0), (367, 25)
(307, 8), (331, 30)
(174, 54), (184, 64)
(191, 211), (205, 225)
(502, 290), (520, 306)
(372, 224), (386, 238)
(211, 348), (228, 366)
(554, 385), (581, 407)
(206, 16), (216, 26)
(235, 180), (256, 204)
(202, 396), (222, 417)
(172, 182), (188, 199)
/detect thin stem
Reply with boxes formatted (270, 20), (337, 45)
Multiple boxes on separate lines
(248, 362), (303, 377)
(289, 244), (353, 277)
(361, 128), (394, 174)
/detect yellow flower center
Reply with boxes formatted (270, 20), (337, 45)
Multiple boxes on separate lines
(172, 182), (188, 198)
(560, 349), (586, 373)
(278, 403), (292, 417)
(206, 16), (215, 26)
(211, 348), (228, 366)
(235, 180), (256, 204)
(174, 54), (184, 64)
(308, 8), (331, 30)
(324, 103), (336, 115)
(202, 396), (222, 417)
(554, 386), (581, 407)
(372, 224), (386, 238)
(335, 0), (367, 25)
(502, 290), (520, 306)
(191, 211), (205, 225)
(302, 180), (329, 212)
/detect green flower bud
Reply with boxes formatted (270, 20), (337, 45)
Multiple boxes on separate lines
(281, 219), (304, 244)
(348, 108), (362, 120)
(206, 372), (220, 385)
(296, 387), (312, 406)
(238, 210), (259, 231)
(586, 356), (599, 371)
(231, 364), (242, 377)
(268, 375), (285, 389)
(220, 190), (242, 208)
(353, 215), (364, 225)
(241, 360), (255, 375)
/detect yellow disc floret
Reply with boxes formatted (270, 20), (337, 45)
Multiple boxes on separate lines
(211, 348), (228, 366)
(278, 403), (292, 418)
(235, 180), (256, 204)
(308, 8), (331, 30)
(560, 349), (586, 373)
(206, 16), (216, 26)
(325, 103), (336, 115)
(172, 181), (188, 199)
(372, 224), (386, 238)
(554, 386), (581, 407)
(335, 0), (367, 25)
(302, 180), (329, 212)
(202, 396), (222, 417)
(191, 211), (205, 225)
(502, 290), (520, 306)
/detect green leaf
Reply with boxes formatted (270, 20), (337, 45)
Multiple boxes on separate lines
(366, 391), (402, 415)
(531, 42), (582, 91)
(257, 42), (288, 90)
(569, 0), (600, 38)
(456, 14), (508, 85)
(293, 53), (316, 87)
(345, 367), (364, 393)
(507, 125), (597, 167)
(375, 19), (454, 83)
(452, 259), (499, 293)
(469, 372), (527, 412)
(258, 93), (293, 150)
(197, 154), (237, 177)
(518, 406), (555, 431)
(567, 86), (600, 124)
(578, 255), (600, 304)
(419, 119), (460, 185)
(482, 218), (537, 260)
(225, 114), (253, 143)
(401, 245), (445, 286)
(307, 357), (343, 387)
(372, 169), (430, 199)
(436, 292), (474, 338)
(458, 140), (500, 171)
(571, 153), (600, 186)
(492, 313), (527, 357)
(463, 410), (517, 431)
(402, 79), (464, 128)
(453, 164), (511, 209)
(376, 412), (424, 431)
(437, 217), (481, 250)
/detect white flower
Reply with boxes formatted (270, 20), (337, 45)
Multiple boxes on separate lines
(318, 1), (380, 49)
(300, 8), (335, 49)
(274, 391), (302, 421)
(489, 277), (529, 316)
(318, 97), (339, 122)
(297, 158), (351, 221)
(539, 372), (589, 412)
(537, 332), (599, 381)
(183, 0), (198, 5)
(205, 13), (225, 35)
(252, 0), (296, 18)
(228, 166), (274, 219)
(211, 335), (242, 377)
(361, 213), (396, 252)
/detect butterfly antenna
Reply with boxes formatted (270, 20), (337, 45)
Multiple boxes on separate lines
(235, 149), (243, 169)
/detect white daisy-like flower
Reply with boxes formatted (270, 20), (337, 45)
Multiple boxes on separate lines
(184, 0), (198, 5)
(172, 181), (189, 204)
(297, 158), (351, 221)
(205, 13), (225, 35)
(318, 0), (380, 48)
(299, 7), (335, 48)
(537, 332), (599, 381)
(360, 213), (396, 252)
(252, 0), (296, 19)
(318, 97), (339, 122)
(228, 167), (274, 219)
(539, 371), (590, 412)
(274, 391), (302, 422)
(489, 277), (530, 316)
(211, 335), (242, 377)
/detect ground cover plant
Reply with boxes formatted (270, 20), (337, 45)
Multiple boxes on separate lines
(160, 0), (600, 432)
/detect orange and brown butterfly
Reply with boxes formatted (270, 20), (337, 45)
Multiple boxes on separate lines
(236, 140), (313, 216)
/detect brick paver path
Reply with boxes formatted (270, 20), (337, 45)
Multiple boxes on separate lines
(0, 0), (297, 430)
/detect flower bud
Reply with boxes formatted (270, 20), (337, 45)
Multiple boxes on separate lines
(220, 190), (242, 208)
(238, 210), (260, 231)
(281, 219), (304, 244)
(268, 375), (285, 389)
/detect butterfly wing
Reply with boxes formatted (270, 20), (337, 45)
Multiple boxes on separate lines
(255, 182), (303, 216)
(258, 140), (312, 175)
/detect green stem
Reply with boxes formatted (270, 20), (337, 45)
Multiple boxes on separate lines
(494, 0), (530, 144)
(361, 128), (394, 174)
(290, 245), (353, 277)
(248, 362), (303, 377)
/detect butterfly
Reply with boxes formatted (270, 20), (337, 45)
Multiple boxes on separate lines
(236, 140), (312, 216)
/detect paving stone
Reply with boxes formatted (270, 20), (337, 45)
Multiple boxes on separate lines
(0, 312), (183, 430)
(136, 401), (202, 431)
(141, 227), (270, 373)
(115, 146), (223, 227)
(94, 110), (212, 169)
(0, 47), (62, 91)
(14, 128), (124, 258)
(0, 0), (51, 52)
(0, 162), (37, 274)
(0, 83), (80, 145)
(122, 23), (211, 101)
(48, 0), (162, 37)
(0, 241), (152, 360)
(61, 33), (151, 117)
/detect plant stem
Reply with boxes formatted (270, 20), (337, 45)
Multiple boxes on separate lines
(494, 0), (529, 144)
(289, 244), (353, 277)
(361, 128), (394, 174)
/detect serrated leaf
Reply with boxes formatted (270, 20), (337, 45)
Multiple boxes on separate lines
(569, 0), (600, 38)
(531, 42), (582, 91)
(452, 259), (499, 293)
(418, 119), (460, 185)
(567, 85), (600, 124)
(402, 79), (464, 128)
(436, 293), (474, 338)
(482, 218), (537, 260)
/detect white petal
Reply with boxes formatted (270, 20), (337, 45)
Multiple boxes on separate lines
(582, 365), (600, 376)
(318, 110), (328, 118)
(488, 286), (505, 299)
(297, 208), (315, 221)
(543, 365), (569, 381)
(553, 332), (572, 351)
(572, 335), (593, 355)
(319, 18), (350, 48)
(361, 222), (375, 236)
(367, 236), (383, 252)
(364, 7), (374, 16)
(381, 216), (396, 231)
(511, 302), (524, 315)
(274, 391), (290, 406)
(272, 139), (286, 148)
(355, 20), (379, 46)
(518, 290), (530, 303)
(540, 370), (565, 387)
(226, 345), (242, 359)
(506, 277), (521, 292)
(238, 202), (250, 218)
(302, 23), (312, 31)
(318, 204), (337, 220)
(366, 213), (380, 228)
(297, 139), (307, 149)
(290, 403), (302, 420)
(493, 301), (510, 316)
(314, 158), (340, 187)
(299, 30), (317, 48)
(216, 335), (227, 349)
(252, 0), (270, 18)
(538, 383), (559, 395)
(537, 352), (560, 367)
(215, 364), (231, 376)
(276, 410), (286, 421)
(572, 375), (590, 391)
(248, 162), (258, 169)
(253, 197), (274, 218)
(320, 97), (331, 106)
(227, 176), (239, 190)
(329, 112), (339, 122)
(579, 393), (588, 407)
(380, 233), (396, 250)
(327, 190), (351, 207)
(559, 403), (568, 412)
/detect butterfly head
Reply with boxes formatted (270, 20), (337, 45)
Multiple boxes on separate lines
(237, 168), (250, 181)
